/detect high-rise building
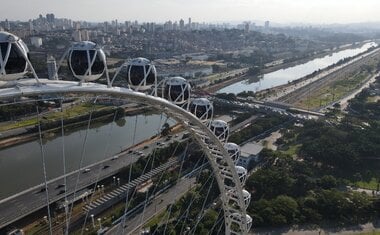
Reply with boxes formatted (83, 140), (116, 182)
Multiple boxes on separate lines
(146, 22), (155, 33)
(47, 56), (58, 80)
(188, 17), (192, 29)
(179, 19), (185, 30)
(81, 30), (90, 41)
(73, 21), (81, 30)
(244, 22), (250, 33)
(173, 21), (178, 31)
(4, 19), (10, 31)
(264, 21), (270, 29)
(103, 22), (109, 32)
(29, 20), (34, 32)
(46, 13), (55, 24)
(164, 20), (173, 31)
(72, 30), (82, 42)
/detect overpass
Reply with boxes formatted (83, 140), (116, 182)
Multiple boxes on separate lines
(213, 96), (325, 118)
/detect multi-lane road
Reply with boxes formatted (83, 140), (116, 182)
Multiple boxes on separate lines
(277, 48), (380, 107)
(0, 133), (183, 231)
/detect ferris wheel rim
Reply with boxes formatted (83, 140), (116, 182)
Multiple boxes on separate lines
(0, 78), (249, 235)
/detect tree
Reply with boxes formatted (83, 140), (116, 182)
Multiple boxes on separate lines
(161, 122), (171, 136)
(272, 195), (299, 224)
(319, 175), (337, 189)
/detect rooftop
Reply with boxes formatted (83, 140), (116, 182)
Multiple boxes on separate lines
(240, 142), (263, 157)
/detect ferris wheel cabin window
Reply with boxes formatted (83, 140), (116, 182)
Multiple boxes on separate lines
(70, 50), (88, 76)
(89, 50), (105, 75)
(129, 65), (145, 86)
(5, 44), (26, 74)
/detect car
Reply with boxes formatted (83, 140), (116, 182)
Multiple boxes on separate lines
(111, 156), (119, 160)
(156, 142), (161, 145)
(55, 184), (65, 189)
(143, 145), (149, 149)
(83, 168), (91, 173)
(103, 165), (110, 169)
(127, 150), (133, 154)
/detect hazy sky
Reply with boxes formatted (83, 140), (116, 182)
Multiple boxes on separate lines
(1, 0), (380, 24)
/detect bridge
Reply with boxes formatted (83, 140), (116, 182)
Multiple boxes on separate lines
(212, 96), (325, 118)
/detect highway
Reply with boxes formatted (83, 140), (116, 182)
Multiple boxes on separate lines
(0, 103), (290, 232)
(0, 150), (138, 229)
(277, 48), (380, 107)
(230, 115), (258, 132)
(212, 96), (322, 120)
(106, 177), (196, 235)
(0, 133), (184, 231)
(320, 72), (379, 112)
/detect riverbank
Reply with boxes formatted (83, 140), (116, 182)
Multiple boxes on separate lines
(253, 46), (380, 105)
(0, 105), (151, 150)
(210, 42), (371, 94)
(274, 48), (380, 110)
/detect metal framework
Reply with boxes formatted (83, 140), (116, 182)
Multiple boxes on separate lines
(0, 31), (252, 234)
(0, 79), (251, 234)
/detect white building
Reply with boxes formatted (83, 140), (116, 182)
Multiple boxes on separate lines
(47, 56), (58, 80)
(237, 142), (263, 169)
(72, 30), (81, 42)
(30, 37), (42, 48)
(81, 30), (90, 41)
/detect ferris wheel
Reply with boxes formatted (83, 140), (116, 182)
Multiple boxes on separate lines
(0, 32), (252, 235)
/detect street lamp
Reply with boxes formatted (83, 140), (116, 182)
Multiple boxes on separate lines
(90, 214), (95, 229)
(101, 185), (104, 194)
(97, 218), (102, 230)
(113, 176), (116, 185)
(117, 178), (120, 186)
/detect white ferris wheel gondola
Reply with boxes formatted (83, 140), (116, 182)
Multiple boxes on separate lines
(0, 31), (30, 81)
(235, 165), (247, 185)
(209, 119), (229, 142)
(224, 142), (240, 164)
(189, 98), (213, 122)
(230, 213), (253, 233)
(125, 57), (157, 91)
(68, 41), (106, 82)
(163, 76), (191, 105)
(228, 189), (251, 209)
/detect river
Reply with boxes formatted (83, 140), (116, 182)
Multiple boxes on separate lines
(0, 113), (175, 199)
(218, 42), (377, 94)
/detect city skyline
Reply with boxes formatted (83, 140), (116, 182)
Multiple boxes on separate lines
(1, 0), (380, 25)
